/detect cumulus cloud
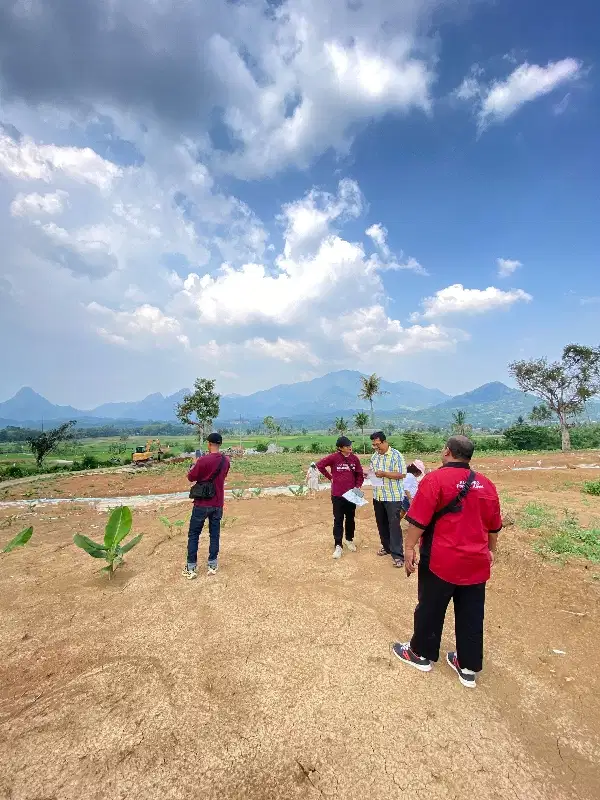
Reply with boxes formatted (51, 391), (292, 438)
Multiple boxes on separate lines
(497, 258), (522, 278)
(454, 58), (582, 128)
(0, 0), (442, 179)
(415, 284), (532, 319)
(0, 131), (122, 189)
(10, 189), (68, 217)
(366, 223), (427, 275)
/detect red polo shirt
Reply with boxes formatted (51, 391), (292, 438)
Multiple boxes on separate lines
(406, 462), (502, 585)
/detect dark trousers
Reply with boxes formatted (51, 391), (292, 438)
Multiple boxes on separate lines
(410, 561), (486, 672)
(186, 505), (222, 567)
(331, 495), (356, 547)
(373, 500), (404, 559)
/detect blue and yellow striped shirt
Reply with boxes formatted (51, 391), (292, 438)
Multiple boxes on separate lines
(370, 447), (406, 502)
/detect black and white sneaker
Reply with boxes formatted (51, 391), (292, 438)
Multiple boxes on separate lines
(446, 652), (476, 688)
(392, 642), (432, 672)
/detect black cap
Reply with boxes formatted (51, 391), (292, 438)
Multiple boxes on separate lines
(336, 436), (353, 448)
(207, 432), (223, 445)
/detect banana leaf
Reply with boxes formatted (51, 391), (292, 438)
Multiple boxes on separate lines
(120, 534), (143, 554)
(2, 526), (33, 553)
(73, 534), (107, 558)
(104, 506), (132, 548)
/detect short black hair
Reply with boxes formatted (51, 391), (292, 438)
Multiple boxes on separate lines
(207, 432), (223, 445)
(370, 431), (386, 442)
(407, 463), (422, 476)
(445, 435), (474, 462)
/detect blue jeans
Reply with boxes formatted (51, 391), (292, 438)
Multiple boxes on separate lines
(186, 505), (222, 568)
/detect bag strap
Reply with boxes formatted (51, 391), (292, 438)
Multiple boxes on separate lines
(207, 454), (225, 481)
(430, 469), (476, 525)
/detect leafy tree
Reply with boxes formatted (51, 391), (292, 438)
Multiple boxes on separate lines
(509, 344), (600, 451)
(334, 417), (349, 436)
(354, 411), (370, 453)
(451, 410), (470, 436)
(27, 420), (76, 467)
(175, 378), (220, 444)
(529, 404), (553, 424)
(263, 416), (281, 445)
(359, 373), (388, 424)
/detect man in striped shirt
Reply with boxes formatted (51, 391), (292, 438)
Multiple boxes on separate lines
(370, 431), (406, 567)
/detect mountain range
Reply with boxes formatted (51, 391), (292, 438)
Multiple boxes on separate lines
(1, 372), (599, 430)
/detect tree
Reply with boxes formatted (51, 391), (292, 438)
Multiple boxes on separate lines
(334, 417), (349, 436)
(27, 420), (76, 467)
(175, 378), (220, 443)
(451, 410), (470, 436)
(509, 344), (600, 451)
(359, 373), (388, 424)
(354, 411), (370, 454)
(529, 404), (553, 424)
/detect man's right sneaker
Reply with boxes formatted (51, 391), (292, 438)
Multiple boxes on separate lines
(446, 651), (477, 688)
(182, 566), (198, 580)
(392, 642), (432, 672)
(344, 540), (357, 552)
(333, 545), (343, 559)
(207, 563), (218, 575)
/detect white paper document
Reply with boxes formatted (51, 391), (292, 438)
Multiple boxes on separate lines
(343, 488), (369, 507)
(366, 470), (384, 487)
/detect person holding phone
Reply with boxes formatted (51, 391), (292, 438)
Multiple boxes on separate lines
(183, 433), (230, 579)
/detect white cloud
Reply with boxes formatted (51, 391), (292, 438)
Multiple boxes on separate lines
(10, 190), (68, 217)
(88, 302), (190, 350)
(497, 258), (522, 278)
(580, 296), (600, 306)
(453, 58), (582, 128)
(479, 59), (581, 127)
(415, 284), (532, 319)
(365, 223), (427, 275)
(245, 338), (321, 366)
(0, 132), (122, 189)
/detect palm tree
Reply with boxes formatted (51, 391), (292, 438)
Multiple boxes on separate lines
(451, 409), (468, 436)
(359, 373), (388, 424)
(334, 417), (349, 436)
(354, 411), (369, 454)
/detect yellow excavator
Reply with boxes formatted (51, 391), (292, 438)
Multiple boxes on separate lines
(131, 439), (169, 466)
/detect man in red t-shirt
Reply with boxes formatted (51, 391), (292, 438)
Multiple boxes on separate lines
(182, 432), (230, 580)
(392, 436), (502, 688)
(317, 436), (364, 559)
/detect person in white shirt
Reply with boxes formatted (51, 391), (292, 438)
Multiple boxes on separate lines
(306, 462), (320, 494)
(401, 462), (423, 516)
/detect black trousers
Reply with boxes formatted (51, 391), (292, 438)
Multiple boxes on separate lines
(373, 500), (404, 560)
(331, 496), (356, 546)
(410, 560), (486, 672)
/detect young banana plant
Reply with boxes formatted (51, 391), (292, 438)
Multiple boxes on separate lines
(73, 506), (142, 578)
(2, 526), (33, 553)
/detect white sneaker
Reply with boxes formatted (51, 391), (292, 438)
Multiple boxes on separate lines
(207, 563), (219, 575)
(182, 567), (198, 580)
(344, 540), (357, 552)
(333, 545), (343, 559)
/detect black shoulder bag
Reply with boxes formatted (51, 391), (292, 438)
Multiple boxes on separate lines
(419, 470), (476, 564)
(189, 455), (225, 501)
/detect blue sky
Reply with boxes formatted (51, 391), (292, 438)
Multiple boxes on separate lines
(0, 0), (598, 407)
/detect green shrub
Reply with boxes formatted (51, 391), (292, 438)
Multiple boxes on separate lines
(583, 480), (600, 496)
(80, 454), (99, 470)
(282, 446), (290, 453)
(255, 441), (268, 453)
(293, 444), (305, 453)
(503, 424), (560, 451)
(4, 464), (24, 479)
(309, 442), (324, 454)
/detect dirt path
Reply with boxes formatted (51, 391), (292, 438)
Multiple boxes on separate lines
(1, 491), (599, 800)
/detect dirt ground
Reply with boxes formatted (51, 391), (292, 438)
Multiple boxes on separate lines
(1, 449), (599, 502)
(1, 459), (599, 800)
